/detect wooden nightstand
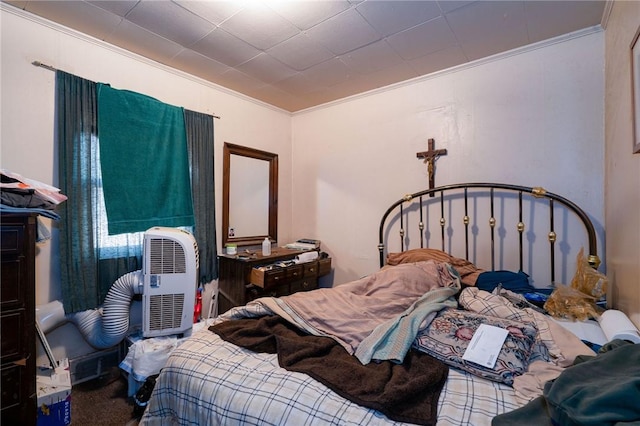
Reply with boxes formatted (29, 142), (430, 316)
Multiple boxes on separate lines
(217, 248), (331, 314)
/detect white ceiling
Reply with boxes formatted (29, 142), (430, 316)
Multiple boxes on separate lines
(4, 0), (606, 112)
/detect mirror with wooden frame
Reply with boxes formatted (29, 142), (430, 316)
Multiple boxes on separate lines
(222, 142), (278, 247)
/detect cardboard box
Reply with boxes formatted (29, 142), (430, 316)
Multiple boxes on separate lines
(37, 359), (72, 426)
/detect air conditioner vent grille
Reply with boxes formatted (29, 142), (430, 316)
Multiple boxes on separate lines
(149, 238), (186, 274)
(148, 293), (185, 331)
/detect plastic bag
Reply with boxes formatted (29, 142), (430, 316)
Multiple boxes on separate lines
(544, 248), (606, 321)
(543, 282), (601, 321)
(570, 247), (607, 299)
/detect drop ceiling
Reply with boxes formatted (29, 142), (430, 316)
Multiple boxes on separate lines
(3, 0), (606, 112)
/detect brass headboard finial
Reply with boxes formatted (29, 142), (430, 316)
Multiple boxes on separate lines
(403, 194), (413, 202)
(532, 187), (547, 198)
(588, 254), (601, 270)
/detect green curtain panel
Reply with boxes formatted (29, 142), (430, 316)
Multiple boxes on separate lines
(184, 109), (218, 282)
(56, 71), (101, 312)
(97, 83), (194, 235)
(57, 72), (144, 312)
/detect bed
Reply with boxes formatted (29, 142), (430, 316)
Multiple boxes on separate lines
(138, 183), (634, 426)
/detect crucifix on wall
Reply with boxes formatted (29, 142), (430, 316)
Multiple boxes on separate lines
(416, 138), (447, 196)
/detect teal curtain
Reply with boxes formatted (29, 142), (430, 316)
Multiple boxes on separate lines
(184, 110), (218, 282)
(57, 71), (142, 312)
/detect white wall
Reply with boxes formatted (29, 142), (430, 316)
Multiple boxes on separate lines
(604, 0), (640, 326)
(1, 7), (293, 361)
(292, 31), (605, 288)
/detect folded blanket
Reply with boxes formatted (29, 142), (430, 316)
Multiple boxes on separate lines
(210, 315), (449, 426)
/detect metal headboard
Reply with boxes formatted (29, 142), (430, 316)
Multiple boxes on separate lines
(378, 183), (600, 284)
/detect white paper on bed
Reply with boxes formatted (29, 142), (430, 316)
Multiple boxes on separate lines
(462, 324), (509, 368)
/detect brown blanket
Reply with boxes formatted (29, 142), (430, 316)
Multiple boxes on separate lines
(210, 315), (448, 426)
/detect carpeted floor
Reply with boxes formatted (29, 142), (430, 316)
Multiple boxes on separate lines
(71, 367), (140, 425)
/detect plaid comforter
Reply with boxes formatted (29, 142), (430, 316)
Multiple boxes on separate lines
(140, 264), (523, 425)
(140, 323), (520, 425)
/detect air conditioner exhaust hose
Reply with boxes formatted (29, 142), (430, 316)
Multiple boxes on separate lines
(36, 270), (143, 350)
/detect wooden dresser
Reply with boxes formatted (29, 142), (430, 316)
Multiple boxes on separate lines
(1, 213), (37, 425)
(218, 248), (331, 314)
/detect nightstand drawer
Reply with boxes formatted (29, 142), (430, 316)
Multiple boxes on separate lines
(290, 279), (317, 294)
(318, 258), (332, 277)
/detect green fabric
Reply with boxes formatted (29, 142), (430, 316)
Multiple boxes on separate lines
(493, 342), (640, 426)
(97, 83), (194, 235)
(183, 110), (217, 282)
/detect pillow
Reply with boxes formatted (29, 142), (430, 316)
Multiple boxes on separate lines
(414, 308), (537, 385)
(386, 248), (483, 286)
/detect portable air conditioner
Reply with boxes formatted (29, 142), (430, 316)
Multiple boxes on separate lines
(142, 227), (199, 338)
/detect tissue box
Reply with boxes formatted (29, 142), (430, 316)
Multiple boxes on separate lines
(37, 359), (72, 426)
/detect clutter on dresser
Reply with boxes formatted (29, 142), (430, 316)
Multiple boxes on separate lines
(217, 247), (332, 312)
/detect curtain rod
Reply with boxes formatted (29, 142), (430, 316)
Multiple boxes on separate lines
(32, 60), (221, 119)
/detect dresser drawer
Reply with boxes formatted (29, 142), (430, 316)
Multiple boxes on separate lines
(0, 224), (25, 255)
(1, 310), (27, 364)
(1, 259), (26, 307)
(1, 364), (25, 411)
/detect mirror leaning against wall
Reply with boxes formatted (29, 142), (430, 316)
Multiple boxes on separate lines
(222, 142), (278, 248)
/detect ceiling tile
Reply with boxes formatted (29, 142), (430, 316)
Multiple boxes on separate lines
(356, 0), (442, 37)
(242, 83), (303, 110)
(218, 2), (299, 50)
(267, 33), (334, 71)
(524, 1), (606, 43)
(446, 1), (529, 61)
(301, 58), (352, 87)
(295, 89), (342, 109)
(87, 1), (138, 17)
(267, 0), (351, 30)
(125, 1), (214, 47)
(271, 72), (319, 95)
(236, 53), (298, 84)
(352, 61), (419, 90)
(216, 68), (265, 94)
(407, 45), (468, 76)
(190, 28), (261, 68)
(305, 7), (381, 55)
(24, 0), (122, 41)
(104, 20), (184, 65)
(2, 1), (27, 9)
(437, 0), (475, 14)
(173, 0), (243, 26)
(167, 49), (230, 82)
(340, 40), (405, 75)
(387, 16), (458, 60)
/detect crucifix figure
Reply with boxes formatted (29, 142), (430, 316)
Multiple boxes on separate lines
(416, 138), (447, 196)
